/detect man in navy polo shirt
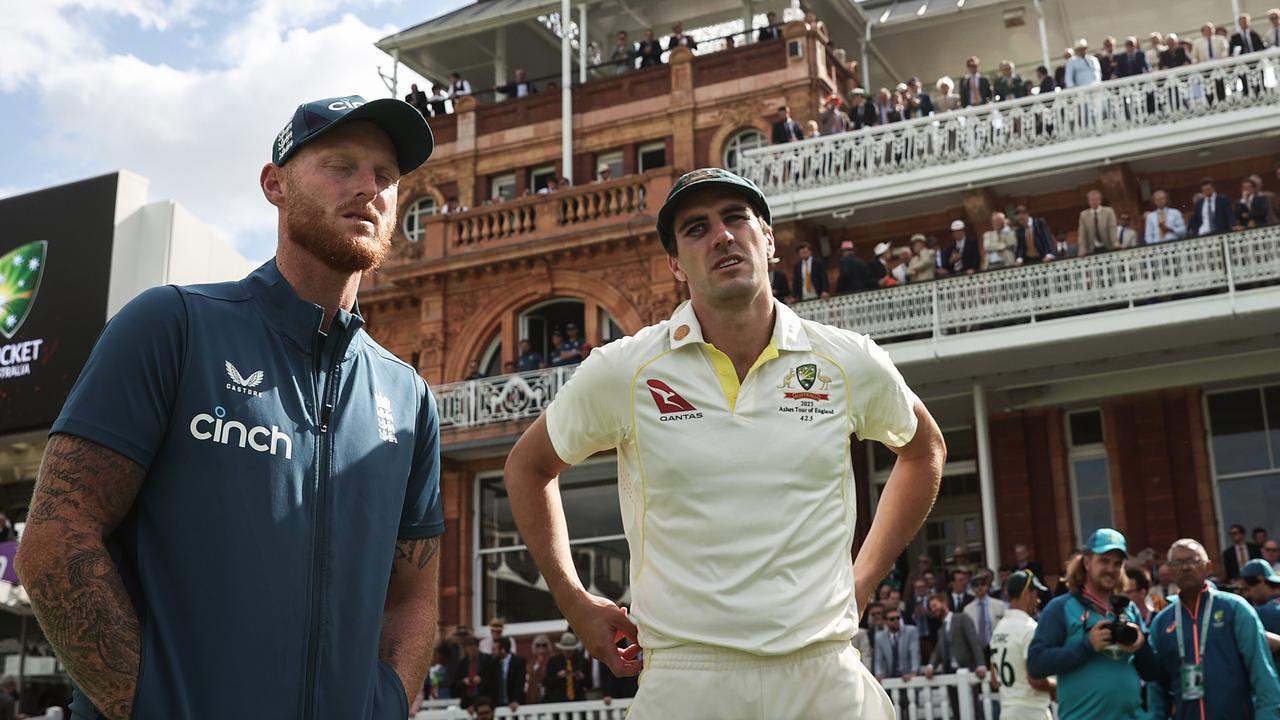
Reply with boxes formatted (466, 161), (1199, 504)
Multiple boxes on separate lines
(16, 95), (444, 719)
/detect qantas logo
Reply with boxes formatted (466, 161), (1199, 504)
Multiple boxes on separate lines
(646, 379), (702, 421)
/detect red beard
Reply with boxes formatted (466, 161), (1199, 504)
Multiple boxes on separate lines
(284, 191), (393, 273)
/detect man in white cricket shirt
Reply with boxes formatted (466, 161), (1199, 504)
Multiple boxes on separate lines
(990, 570), (1056, 720)
(504, 168), (946, 719)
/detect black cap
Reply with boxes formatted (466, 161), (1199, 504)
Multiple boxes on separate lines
(656, 168), (771, 251)
(1005, 570), (1049, 599)
(273, 95), (434, 174)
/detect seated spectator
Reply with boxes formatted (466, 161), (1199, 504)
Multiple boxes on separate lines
(1190, 177), (1236, 236)
(1034, 65), (1056, 94)
(1160, 33), (1191, 68)
(757, 11), (783, 41)
(1115, 212), (1138, 248)
(960, 56), (992, 107)
(906, 234), (936, 282)
(1014, 205), (1054, 264)
(873, 87), (902, 125)
(1077, 189), (1117, 255)
(1114, 36), (1150, 77)
(596, 163), (612, 182)
(819, 95), (850, 135)
(499, 69), (537, 99)
(611, 31), (636, 74)
(1144, 190), (1185, 243)
(404, 83), (429, 114)
(771, 105), (805, 143)
(1237, 176), (1271, 229)
(428, 84), (450, 116)
(982, 211), (1016, 270)
(805, 119), (820, 138)
(1192, 22), (1229, 63)
(637, 29), (663, 67)
(1146, 33), (1166, 72)
(847, 88), (877, 129)
(905, 76), (935, 117)
(1065, 39), (1102, 87)
(1233, 14), (1265, 54)
(1096, 36), (1116, 80)
(935, 76), (961, 112)
(667, 23), (697, 51)
(993, 60), (1025, 101)
(942, 220), (980, 275)
(448, 71), (473, 98)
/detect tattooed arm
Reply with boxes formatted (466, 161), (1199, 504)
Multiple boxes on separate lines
(380, 534), (441, 707)
(15, 434), (145, 720)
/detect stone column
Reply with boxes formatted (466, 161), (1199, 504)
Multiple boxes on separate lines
(962, 187), (999, 231)
(668, 47), (696, 171)
(1096, 163), (1141, 229)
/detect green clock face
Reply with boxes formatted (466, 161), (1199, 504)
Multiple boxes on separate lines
(0, 241), (48, 340)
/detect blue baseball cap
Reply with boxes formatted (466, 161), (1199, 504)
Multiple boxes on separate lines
(272, 95), (434, 174)
(1241, 559), (1280, 586)
(1005, 569), (1049, 599)
(656, 168), (771, 252)
(1084, 528), (1128, 557)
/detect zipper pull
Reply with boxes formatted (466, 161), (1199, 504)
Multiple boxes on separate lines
(320, 400), (334, 433)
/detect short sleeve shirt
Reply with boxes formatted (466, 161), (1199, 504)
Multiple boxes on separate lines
(544, 300), (917, 655)
(991, 609), (1050, 710)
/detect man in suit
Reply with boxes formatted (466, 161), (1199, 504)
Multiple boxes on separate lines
(771, 105), (804, 144)
(1013, 543), (1045, 580)
(924, 593), (988, 715)
(769, 259), (790, 302)
(868, 242), (892, 287)
(1250, 173), (1279, 226)
(499, 69), (537, 99)
(403, 83), (429, 114)
(1237, 177), (1272, 228)
(1050, 229), (1077, 259)
(1095, 37), (1117, 81)
(1232, 14), (1265, 54)
(1113, 36), (1151, 77)
(852, 602), (885, 672)
(959, 56), (992, 107)
(875, 608), (921, 679)
(872, 87), (902, 125)
(637, 29), (664, 67)
(1077, 190), (1117, 255)
(791, 243), (829, 301)
(1268, 9), (1280, 49)
(1190, 177), (1236, 236)
(1192, 22), (1231, 62)
(847, 88), (878, 129)
(942, 220), (980, 275)
(835, 240), (871, 293)
(757, 11), (783, 41)
(1014, 206), (1055, 264)
(453, 636), (500, 709)
(542, 632), (589, 702)
(1223, 523), (1264, 580)
(667, 22), (697, 51)
(963, 573), (1007, 658)
(492, 637), (527, 710)
(1160, 33), (1192, 69)
(906, 76), (935, 117)
(947, 568), (975, 613)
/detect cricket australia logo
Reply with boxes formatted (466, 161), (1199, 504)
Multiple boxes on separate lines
(0, 241), (47, 340)
(781, 363), (831, 401)
(225, 361), (265, 397)
(375, 393), (398, 443)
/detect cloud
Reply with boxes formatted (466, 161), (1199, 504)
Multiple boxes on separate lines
(26, 4), (430, 262)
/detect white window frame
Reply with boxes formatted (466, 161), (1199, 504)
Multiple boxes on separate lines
(491, 172), (517, 201)
(637, 141), (666, 173)
(722, 128), (765, 173)
(472, 456), (625, 637)
(402, 196), (437, 242)
(478, 332), (502, 377)
(1066, 408), (1113, 546)
(1203, 382), (1280, 552)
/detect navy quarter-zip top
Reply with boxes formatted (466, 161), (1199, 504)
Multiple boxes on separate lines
(52, 259), (444, 719)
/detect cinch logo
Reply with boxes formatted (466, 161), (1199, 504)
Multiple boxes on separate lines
(327, 98), (365, 111)
(646, 379), (702, 421)
(189, 406), (293, 460)
(0, 240), (48, 340)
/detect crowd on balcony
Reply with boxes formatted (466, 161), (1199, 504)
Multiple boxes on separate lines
(772, 10), (1280, 143)
(773, 172), (1280, 304)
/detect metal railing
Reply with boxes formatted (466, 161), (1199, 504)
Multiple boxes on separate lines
(415, 698), (631, 719)
(436, 365), (578, 430)
(795, 226), (1280, 341)
(738, 49), (1280, 194)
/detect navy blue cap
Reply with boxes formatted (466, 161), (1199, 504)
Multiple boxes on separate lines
(1005, 570), (1049, 598)
(1084, 528), (1128, 557)
(272, 95), (433, 174)
(1242, 559), (1280, 586)
(656, 168), (771, 251)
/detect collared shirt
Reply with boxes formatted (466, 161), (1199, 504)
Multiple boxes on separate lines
(1145, 206), (1186, 244)
(991, 609), (1050, 710)
(1201, 194), (1217, 235)
(545, 300), (918, 655)
(1065, 55), (1101, 87)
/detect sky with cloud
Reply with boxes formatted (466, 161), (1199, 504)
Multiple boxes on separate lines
(2, 0), (471, 263)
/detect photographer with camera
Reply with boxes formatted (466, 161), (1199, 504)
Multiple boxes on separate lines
(1027, 529), (1158, 720)
(1145, 539), (1280, 720)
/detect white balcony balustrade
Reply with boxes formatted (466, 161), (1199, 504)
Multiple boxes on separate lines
(738, 49), (1280, 197)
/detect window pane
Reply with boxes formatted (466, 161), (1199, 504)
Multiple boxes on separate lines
(561, 480), (624, 539)
(1073, 457), (1110, 498)
(479, 540), (631, 624)
(1077, 497), (1113, 539)
(1265, 387), (1280, 468)
(1070, 410), (1104, 446)
(479, 477), (518, 550)
(1217, 472), (1280, 545)
(481, 466), (623, 549)
(1208, 389), (1269, 476)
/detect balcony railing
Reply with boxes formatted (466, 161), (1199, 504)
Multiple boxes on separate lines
(738, 49), (1280, 194)
(795, 225), (1280, 340)
(434, 226), (1280, 431)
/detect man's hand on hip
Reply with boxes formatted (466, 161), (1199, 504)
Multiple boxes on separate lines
(565, 594), (642, 677)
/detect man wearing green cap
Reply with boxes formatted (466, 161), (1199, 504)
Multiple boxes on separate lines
(1242, 558), (1280, 669)
(18, 95), (442, 719)
(504, 168), (945, 718)
(1028, 528), (1159, 720)
(989, 570), (1054, 720)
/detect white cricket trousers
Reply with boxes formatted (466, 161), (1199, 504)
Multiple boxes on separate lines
(996, 706), (1053, 720)
(626, 640), (894, 719)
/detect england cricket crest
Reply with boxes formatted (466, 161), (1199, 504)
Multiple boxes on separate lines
(796, 363), (817, 391)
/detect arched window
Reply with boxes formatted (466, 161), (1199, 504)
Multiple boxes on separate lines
(402, 196), (438, 242)
(722, 128), (766, 174)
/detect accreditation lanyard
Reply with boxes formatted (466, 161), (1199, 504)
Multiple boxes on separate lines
(1175, 587), (1214, 705)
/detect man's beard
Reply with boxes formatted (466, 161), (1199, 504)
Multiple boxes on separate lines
(285, 191), (393, 273)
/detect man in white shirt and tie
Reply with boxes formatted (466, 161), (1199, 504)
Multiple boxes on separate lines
(1268, 9), (1280, 49)
(1144, 190), (1186, 243)
(1115, 212), (1138, 249)
(1193, 22), (1231, 62)
(963, 573), (1007, 656)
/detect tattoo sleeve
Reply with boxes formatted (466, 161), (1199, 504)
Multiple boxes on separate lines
(16, 434), (145, 720)
(380, 535), (441, 706)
